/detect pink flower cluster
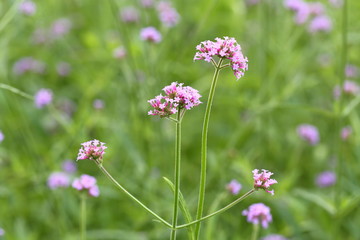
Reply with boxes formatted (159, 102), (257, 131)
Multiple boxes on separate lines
(253, 169), (278, 195)
(140, 27), (162, 43)
(18, 0), (36, 16)
(148, 82), (202, 117)
(226, 179), (242, 195)
(284, 0), (332, 33)
(333, 80), (360, 99)
(47, 172), (71, 189)
(157, 1), (180, 27)
(13, 57), (46, 75)
(34, 88), (53, 108)
(242, 203), (272, 228)
(194, 37), (248, 79)
(72, 174), (100, 197)
(297, 124), (319, 145)
(77, 139), (107, 163)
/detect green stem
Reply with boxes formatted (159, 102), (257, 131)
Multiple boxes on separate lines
(96, 163), (172, 228)
(81, 193), (87, 240)
(178, 189), (255, 230)
(0, 83), (34, 100)
(251, 223), (260, 240)
(194, 58), (224, 239)
(170, 110), (182, 240)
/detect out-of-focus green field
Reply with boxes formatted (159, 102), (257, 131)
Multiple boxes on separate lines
(1, 0), (360, 239)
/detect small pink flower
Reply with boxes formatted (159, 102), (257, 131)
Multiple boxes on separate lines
(315, 171), (336, 187)
(0, 228), (4, 236)
(242, 203), (272, 228)
(34, 88), (53, 108)
(226, 180), (242, 195)
(252, 169), (278, 195)
(341, 126), (352, 141)
(194, 37), (248, 80)
(47, 172), (71, 189)
(148, 82), (202, 117)
(297, 124), (319, 145)
(308, 15), (332, 33)
(345, 64), (359, 78)
(329, 0), (343, 8)
(0, 130), (4, 143)
(72, 174), (100, 197)
(120, 6), (139, 23)
(56, 62), (71, 76)
(140, 27), (162, 43)
(113, 46), (127, 59)
(52, 18), (72, 37)
(19, 1), (36, 16)
(93, 99), (105, 109)
(343, 80), (360, 95)
(261, 234), (288, 240)
(77, 139), (107, 163)
(62, 160), (77, 173)
(141, 0), (154, 8)
(157, 1), (180, 27)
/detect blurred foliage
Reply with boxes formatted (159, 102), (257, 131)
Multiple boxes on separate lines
(1, 0), (360, 239)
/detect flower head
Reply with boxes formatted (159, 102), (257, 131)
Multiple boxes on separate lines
(308, 15), (332, 33)
(34, 88), (53, 108)
(0, 130), (4, 143)
(93, 99), (105, 109)
(0, 228), (4, 236)
(345, 64), (359, 78)
(120, 6), (140, 23)
(56, 62), (71, 77)
(77, 139), (107, 163)
(226, 179), (242, 195)
(261, 234), (288, 240)
(194, 37), (248, 79)
(47, 172), (71, 189)
(242, 203), (272, 228)
(343, 80), (360, 95)
(297, 124), (319, 145)
(13, 57), (45, 75)
(341, 126), (352, 141)
(72, 174), (100, 197)
(316, 171), (336, 187)
(62, 160), (77, 173)
(140, 27), (162, 43)
(253, 169), (278, 195)
(157, 1), (180, 27)
(113, 46), (127, 59)
(52, 18), (72, 37)
(19, 1), (36, 15)
(148, 82), (202, 117)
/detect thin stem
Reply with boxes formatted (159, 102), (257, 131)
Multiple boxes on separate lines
(80, 193), (87, 240)
(251, 223), (260, 240)
(170, 110), (182, 240)
(194, 58), (224, 239)
(96, 164), (172, 228)
(0, 83), (34, 100)
(178, 189), (255, 230)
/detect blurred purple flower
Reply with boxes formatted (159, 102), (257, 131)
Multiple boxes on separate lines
(242, 203), (272, 228)
(34, 88), (53, 108)
(0, 228), (4, 236)
(226, 179), (242, 195)
(52, 18), (72, 37)
(245, 0), (260, 6)
(113, 46), (126, 59)
(13, 57), (45, 75)
(47, 172), (71, 189)
(157, 1), (180, 27)
(297, 124), (319, 145)
(253, 169), (277, 195)
(343, 80), (360, 95)
(120, 6), (139, 23)
(72, 174), (100, 197)
(77, 139), (107, 163)
(329, 0), (343, 8)
(0, 130), (4, 143)
(316, 171), (336, 187)
(341, 126), (352, 141)
(93, 99), (105, 109)
(62, 160), (77, 173)
(141, 0), (154, 8)
(140, 27), (162, 43)
(19, 1), (36, 16)
(308, 15), (332, 33)
(284, 0), (305, 11)
(333, 85), (341, 99)
(32, 28), (49, 45)
(345, 64), (359, 78)
(262, 234), (288, 240)
(56, 62), (71, 77)
(309, 2), (325, 16)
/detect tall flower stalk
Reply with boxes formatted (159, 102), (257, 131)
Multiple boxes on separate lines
(193, 37), (248, 239)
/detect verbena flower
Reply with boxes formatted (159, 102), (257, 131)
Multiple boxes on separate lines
(194, 36), (248, 79)
(51, 18), (72, 37)
(47, 172), (71, 189)
(140, 27), (162, 43)
(18, 1), (36, 15)
(93, 99), (105, 109)
(0, 130), (4, 143)
(120, 6), (139, 23)
(77, 139), (107, 163)
(141, 0), (154, 8)
(0, 228), (4, 236)
(56, 62), (71, 77)
(13, 57), (45, 75)
(226, 179), (242, 195)
(345, 64), (359, 78)
(341, 126), (352, 141)
(297, 124), (319, 145)
(253, 169), (278, 195)
(315, 171), (336, 187)
(308, 15), (332, 33)
(157, 1), (180, 27)
(148, 82), (202, 117)
(113, 46), (127, 59)
(62, 160), (77, 173)
(72, 174), (100, 197)
(34, 88), (53, 108)
(329, 0), (343, 8)
(343, 80), (360, 95)
(261, 234), (288, 240)
(242, 203), (272, 228)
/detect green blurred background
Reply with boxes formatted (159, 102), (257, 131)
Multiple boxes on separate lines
(0, 0), (360, 239)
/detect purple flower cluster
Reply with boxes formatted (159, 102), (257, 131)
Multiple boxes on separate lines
(334, 80), (360, 99)
(284, 0), (332, 33)
(242, 203), (272, 228)
(0, 130), (4, 143)
(47, 172), (71, 189)
(56, 62), (71, 77)
(52, 18), (72, 37)
(0, 227), (4, 236)
(253, 169), (278, 195)
(120, 6), (140, 23)
(297, 124), (319, 145)
(18, 0), (36, 16)
(148, 82), (202, 117)
(341, 126), (352, 141)
(140, 27), (162, 43)
(194, 37), (248, 79)
(345, 64), (359, 78)
(262, 234), (288, 240)
(34, 88), (53, 108)
(13, 57), (45, 75)
(226, 179), (242, 195)
(157, 1), (180, 27)
(72, 174), (100, 197)
(316, 171), (336, 188)
(113, 46), (127, 59)
(93, 99), (105, 109)
(77, 139), (107, 163)
(31, 18), (72, 44)
(62, 160), (77, 174)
